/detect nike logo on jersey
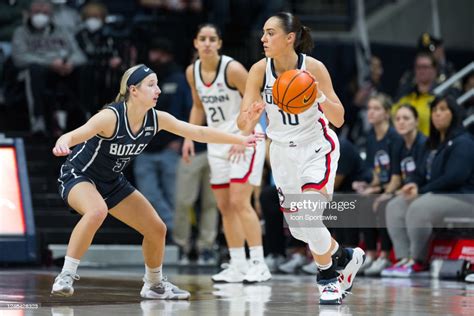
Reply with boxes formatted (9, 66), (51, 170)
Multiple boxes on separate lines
(117, 135), (125, 139)
(315, 147), (321, 153)
(145, 132), (152, 136)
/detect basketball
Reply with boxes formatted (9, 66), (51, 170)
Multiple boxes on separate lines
(272, 69), (317, 115)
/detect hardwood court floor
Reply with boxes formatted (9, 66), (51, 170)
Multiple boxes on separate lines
(1, 267), (473, 315)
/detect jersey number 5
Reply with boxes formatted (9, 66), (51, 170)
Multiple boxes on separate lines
(209, 106), (226, 123)
(278, 110), (299, 126)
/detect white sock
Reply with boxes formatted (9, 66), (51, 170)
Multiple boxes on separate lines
(249, 246), (264, 263)
(62, 256), (80, 274)
(229, 247), (247, 267)
(316, 261), (333, 271)
(145, 264), (162, 285)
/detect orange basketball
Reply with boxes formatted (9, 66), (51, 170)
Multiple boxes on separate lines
(272, 69), (317, 114)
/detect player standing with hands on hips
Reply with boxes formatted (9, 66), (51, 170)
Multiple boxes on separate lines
(50, 64), (262, 299)
(237, 12), (365, 305)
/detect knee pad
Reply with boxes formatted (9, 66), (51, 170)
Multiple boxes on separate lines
(306, 227), (332, 255)
(288, 226), (308, 243)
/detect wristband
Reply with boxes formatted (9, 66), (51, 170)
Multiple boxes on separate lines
(316, 92), (327, 104)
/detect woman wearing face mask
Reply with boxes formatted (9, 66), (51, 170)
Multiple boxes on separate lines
(50, 64), (262, 299)
(383, 95), (474, 278)
(76, 2), (123, 116)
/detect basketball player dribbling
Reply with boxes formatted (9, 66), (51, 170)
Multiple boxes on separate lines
(50, 64), (262, 299)
(182, 23), (271, 283)
(237, 12), (365, 305)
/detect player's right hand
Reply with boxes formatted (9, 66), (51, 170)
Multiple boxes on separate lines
(52, 140), (71, 156)
(247, 101), (265, 122)
(182, 138), (195, 163)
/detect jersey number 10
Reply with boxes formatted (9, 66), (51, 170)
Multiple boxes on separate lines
(278, 110), (299, 126)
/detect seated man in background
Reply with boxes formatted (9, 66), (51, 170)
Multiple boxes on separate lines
(11, 0), (86, 134)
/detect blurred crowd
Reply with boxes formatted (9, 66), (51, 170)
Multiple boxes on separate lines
(0, 0), (473, 278)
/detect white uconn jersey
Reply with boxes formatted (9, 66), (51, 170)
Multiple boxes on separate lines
(194, 55), (244, 158)
(262, 54), (329, 144)
(194, 55), (241, 134)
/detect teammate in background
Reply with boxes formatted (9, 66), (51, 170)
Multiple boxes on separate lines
(237, 12), (365, 305)
(50, 64), (261, 299)
(182, 23), (271, 283)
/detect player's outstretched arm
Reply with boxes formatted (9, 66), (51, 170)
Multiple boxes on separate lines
(158, 110), (262, 147)
(52, 109), (117, 156)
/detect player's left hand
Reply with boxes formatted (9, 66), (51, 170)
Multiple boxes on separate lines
(246, 101), (265, 123)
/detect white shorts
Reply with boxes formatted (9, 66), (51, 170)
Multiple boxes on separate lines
(269, 127), (340, 207)
(207, 139), (265, 189)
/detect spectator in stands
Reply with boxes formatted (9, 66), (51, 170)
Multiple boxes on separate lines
(0, 0), (31, 104)
(379, 104), (426, 276)
(384, 95), (474, 277)
(418, 33), (456, 84)
(398, 33), (456, 93)
(51, 0), (81, 34)
(133, 38), (190, 239)
(394, 52), (438, 136)
(0, 0), (31, 76)
(353, 93), (403, 275)
(349, 56), (386, 142)
(11, 0), (86, 134)
(76, 1), (123, 116)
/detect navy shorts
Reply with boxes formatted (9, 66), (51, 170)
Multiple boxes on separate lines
(57, 163), (136, 209)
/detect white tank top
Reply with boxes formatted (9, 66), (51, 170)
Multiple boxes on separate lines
(262, 54), (329, 145)
(194, 55), (241, 134)
(194, 55), (257, 158)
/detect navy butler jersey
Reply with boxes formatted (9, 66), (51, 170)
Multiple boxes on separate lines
(67, 102), (158, 181)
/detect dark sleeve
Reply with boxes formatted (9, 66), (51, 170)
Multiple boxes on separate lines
(411, 147), (428, 186)
(365, 136), (375, 170)
(390, 136), (404, 176)
(419, 139), (474, 193)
